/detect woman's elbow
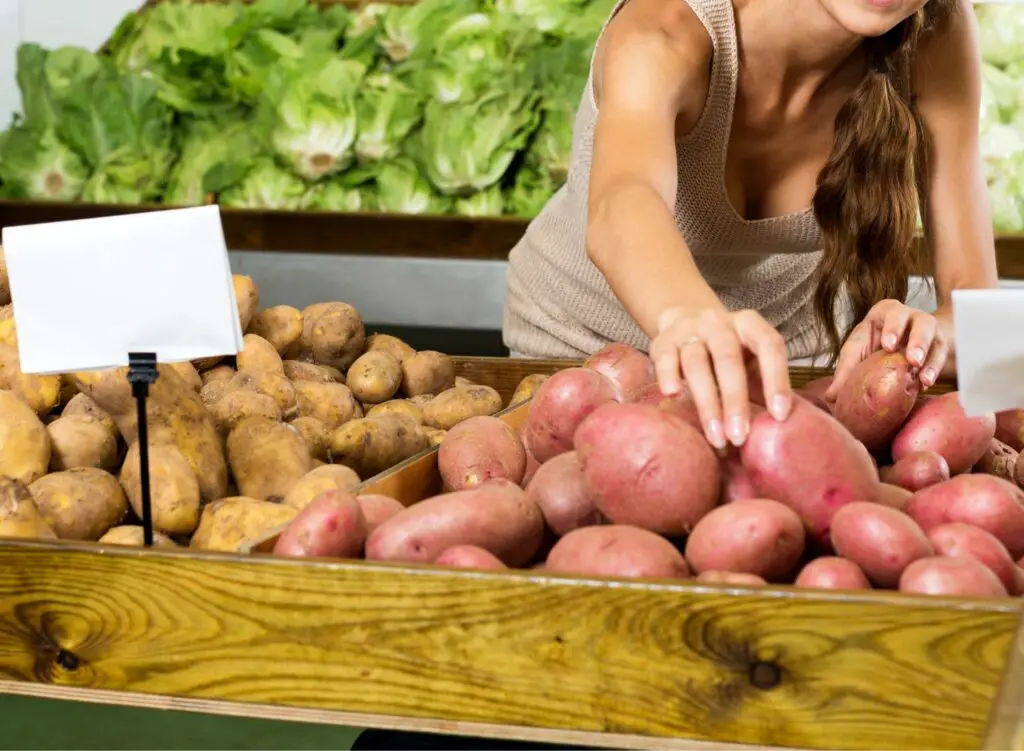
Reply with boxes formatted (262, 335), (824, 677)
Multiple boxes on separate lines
(586, 189), (617, 270)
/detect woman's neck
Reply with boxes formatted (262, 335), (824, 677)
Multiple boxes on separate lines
(734, 0), (864, 99)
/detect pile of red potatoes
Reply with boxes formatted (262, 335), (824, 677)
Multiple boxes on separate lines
(270, 343), (1024, 598)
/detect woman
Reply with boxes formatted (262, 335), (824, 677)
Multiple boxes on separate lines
(504, 0), (998, 449)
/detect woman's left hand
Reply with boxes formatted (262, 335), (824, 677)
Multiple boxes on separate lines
(825, 299), (950, 401)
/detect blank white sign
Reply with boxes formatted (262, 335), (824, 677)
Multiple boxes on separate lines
(3, 205), (243, 374)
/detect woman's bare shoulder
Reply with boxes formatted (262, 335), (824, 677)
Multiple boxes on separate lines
(593, 0), (713, 115)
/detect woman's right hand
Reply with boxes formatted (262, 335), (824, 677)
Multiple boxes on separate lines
(650, 307), (793, 449)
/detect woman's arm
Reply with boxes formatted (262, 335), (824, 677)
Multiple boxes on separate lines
(586, 0), (792, 447)
(586, 0), (723, 335)
(914, 0), (999, 371)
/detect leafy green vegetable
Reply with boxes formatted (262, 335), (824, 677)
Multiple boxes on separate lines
(219, 158), (310, 209)
(455, 185), (503, 216)
(376, 157), (451, 214)
(164, 113), (260, 206)
(505, 155), (557, 218)
(15, 44), (102, 129)
(307, 179), (377, 212)
(258, 54), (365, 181)
(529, 37), (590, 182)
(379, 0), (481, 63)
(977, 4), (1024, 70)
(355, 72), (423, 163)
(79, 170), (148, 204)
(493, 0), (585, 38)
(416, 71), (542, 195)
(0, 126), (89, 201)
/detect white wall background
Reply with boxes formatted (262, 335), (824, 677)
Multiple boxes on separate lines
(0, 0), (140, 127)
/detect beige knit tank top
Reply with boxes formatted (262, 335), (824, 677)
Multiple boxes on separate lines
(504, 0), (836, 361)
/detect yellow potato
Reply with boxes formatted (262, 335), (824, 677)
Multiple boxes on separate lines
(190, 496), (297, 553)
(248, 306), (303, 355)
(227, 417), (313, 502)
(346, 351), (402, 404)
(401, 351), (456, 397)
(455, 377), (475, 389)
(193, 274), (260, 371)
(511, 374), (549, 405)
(73, 365), (228, 505)
(120, 441), (202, 536)
(237, 333), (285, 374)
(46, 414), (118, 471)
(330, 413), (428, 479)
(0, 389), (51, 484)
(289, 416), (330, 461)
(423, 385), (504, 430)
(0, 476), (56, 540)
(408, 394), (434, 408)
(169, 361), (203, 393)
(30, 468), (128, 540)
(2, 347), (61, 417)
(199, 378), (235, 407)
(424, 426), (446, 447)
(99, 525), (179, 549)
(230, 370), (299, 420)
(201, 364), (236, 386)
(283, 360), (344, 384)
(302, 302), (365, 371)
(211, 390), (282, 436)
(282, 464), (362, 510)
(61, 393), (118, 437)
(293, 380), (362, 430)
(365, 333), (415, 363)
(367, 399), (425, 424)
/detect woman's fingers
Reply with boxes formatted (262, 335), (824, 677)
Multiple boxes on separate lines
(919, 333), (948, 388)
(877, 301), (912, 352)
(701, 317), (750, 446)
(734, 311), (791, 420)
(904, 313), (937, 370)
(826, 321), (870, 401)
(678, 334), (727, 449)
(651, 335), (685, 396)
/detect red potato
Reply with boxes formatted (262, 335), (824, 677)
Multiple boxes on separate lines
(575, 403), (719, 535)
(899, 556), (1008, 597)
(684, 499), (805, 581)
(996, 409), (1024, 452)
(830, 502), (933, 588)
(435, 545), (506, 571)
(439, 416), (526, 491)
(881, 451), (950, 492)
(832, 351), (919, 453)
(906, 474), (1024, 559)
(891, 392), (996, 475)
(583, 343), (656, 400)
(272, 490), (367, 559)
(719, 449), (756, 504)
(356, 494), (405, 534)
(877, 482), (913, 512)
(796, 376), (834, 413)
(365, 479), (543, 566)
(927, 523), (1020, 595)
(526, 451), (602, 537)
(976, 439), (1019, 483)
(740, 398), (881, 548)
(695, 571), (767, 586)
(794, 557), (872, 590)
(523, 368), (619, 464)
(546, 525), (690, 580)
(521, 439), (540, 488)
(630, 382), (702, 430)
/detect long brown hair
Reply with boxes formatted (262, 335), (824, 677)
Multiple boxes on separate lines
(812, 0), (956, 362)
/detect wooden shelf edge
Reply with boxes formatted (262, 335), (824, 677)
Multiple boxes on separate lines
(2, 200), (1023, 272)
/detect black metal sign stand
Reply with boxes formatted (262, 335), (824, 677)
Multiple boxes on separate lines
(126, 352), (159, 547)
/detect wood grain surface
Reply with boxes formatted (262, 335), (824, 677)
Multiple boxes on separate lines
(984, 610), (1024, 750)
(0, 540), (1017, 750)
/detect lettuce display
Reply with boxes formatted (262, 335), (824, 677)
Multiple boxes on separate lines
(0, 0), (1021, 229)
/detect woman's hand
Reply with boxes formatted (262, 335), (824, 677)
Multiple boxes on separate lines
(651, 307), (793, 449)
(825, 299), (950, 401)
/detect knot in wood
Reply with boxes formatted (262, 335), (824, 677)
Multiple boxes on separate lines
(748, 661), (782, 689)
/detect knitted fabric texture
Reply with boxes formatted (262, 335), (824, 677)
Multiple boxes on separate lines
(503, 0), (833, 359)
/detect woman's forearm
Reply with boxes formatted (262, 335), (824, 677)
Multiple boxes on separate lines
(587, 180), (724, 339)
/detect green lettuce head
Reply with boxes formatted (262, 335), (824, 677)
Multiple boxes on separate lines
(219, 158), (311, 210)
(355, 72), (424, 163)
(259, 54), (365, 181)
(164, 113), (260, 206)
(79, 170), (146, 204)
(307, 179), (378, 212)
(15, 43), (102, 129)
(454, 185), (504, 216)
(0, 126), (89, 201)
(379, 0), (482, 63)
(977, 4), (1024, 70)
(416, 72), (542, 196)
(376, 157), (452, 214)
(505, 155), (557, 218)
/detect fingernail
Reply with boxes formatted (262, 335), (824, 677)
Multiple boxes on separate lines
(882, 334), (897, 350)
(921, 367), (936, 386)
(707, 419), (726, 449)
(770, 394), (790, 420)
(909, 347), (925, 366)
(727, 415), (748, 446)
